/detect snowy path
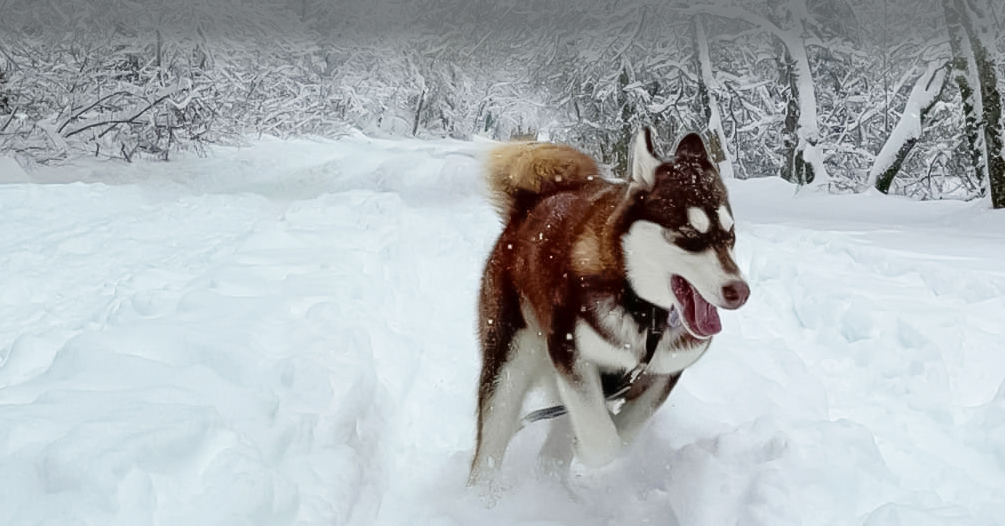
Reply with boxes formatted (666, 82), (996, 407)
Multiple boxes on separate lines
(1, 136), (1003, 525)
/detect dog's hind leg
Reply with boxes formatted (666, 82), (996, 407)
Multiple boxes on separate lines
(537, 400), (575, 479)
(612, 373), (681, 445)
(469, 268), (534, 488)
(469, 326), (539, 487)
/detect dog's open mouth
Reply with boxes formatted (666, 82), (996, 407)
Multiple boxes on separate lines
(671, 275), (721, 339)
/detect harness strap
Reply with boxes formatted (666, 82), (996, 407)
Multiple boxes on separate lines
(520, 305), (666, 427)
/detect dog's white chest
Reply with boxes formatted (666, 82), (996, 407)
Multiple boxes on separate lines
(574, 319), (644, 371)
(574, 307), (710, 375)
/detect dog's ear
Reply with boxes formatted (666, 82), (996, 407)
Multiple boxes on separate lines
(630, 127), (660, 189)
(674, 133), (710, 161)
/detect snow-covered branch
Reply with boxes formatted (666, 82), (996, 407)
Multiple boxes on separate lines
(868, 61), (950, 193)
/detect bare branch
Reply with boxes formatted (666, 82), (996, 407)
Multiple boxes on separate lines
(65, 95), (171, 138)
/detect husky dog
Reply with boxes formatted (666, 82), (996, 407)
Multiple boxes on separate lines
(469, 128), (749, 487)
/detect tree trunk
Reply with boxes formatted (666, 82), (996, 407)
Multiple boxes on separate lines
(944, 0), (986, 191)
(943, 0), (1005, 208)
(961, 0), (1005, 208)
(869, 62), (949, 194)
(412, 88), (426, 137)
(693, 15), (734, 178)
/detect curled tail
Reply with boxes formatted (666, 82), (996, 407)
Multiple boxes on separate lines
(485, 141), (600, 219)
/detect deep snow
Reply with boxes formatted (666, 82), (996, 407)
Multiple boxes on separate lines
(1, 134), (1003, 526)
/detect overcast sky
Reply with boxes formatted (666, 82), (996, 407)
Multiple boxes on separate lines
(0, 0), (989, 51)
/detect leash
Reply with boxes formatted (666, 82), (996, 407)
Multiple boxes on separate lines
(519, 305), (674, 428)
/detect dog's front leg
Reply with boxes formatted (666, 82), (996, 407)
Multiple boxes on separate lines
(612, 373), (681, 444)
(550, 347), (622, 468)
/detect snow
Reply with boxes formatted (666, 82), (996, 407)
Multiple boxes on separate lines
(2, 134), (1004, 525)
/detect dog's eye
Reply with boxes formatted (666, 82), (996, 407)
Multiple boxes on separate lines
(664, 226), (708, 252)
(663, 227), (700, 243)
(680, 226), (700, 238)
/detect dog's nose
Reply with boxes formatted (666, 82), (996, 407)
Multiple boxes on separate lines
(721, 280), (750, 309)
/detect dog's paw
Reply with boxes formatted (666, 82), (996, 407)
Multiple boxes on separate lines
(467, 470), (505, 508)
(537, 451), (571, 483)
(573, 433), (622, 468)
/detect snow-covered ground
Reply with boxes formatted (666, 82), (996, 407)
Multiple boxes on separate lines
(1, 134), (1003, 526)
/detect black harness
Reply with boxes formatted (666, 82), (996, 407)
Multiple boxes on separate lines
(519, 303), (670, 427)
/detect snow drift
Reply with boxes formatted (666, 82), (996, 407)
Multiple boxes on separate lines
(0, 134), (1003, 525)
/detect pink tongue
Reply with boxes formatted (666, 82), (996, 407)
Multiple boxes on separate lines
(671, 275), (722, 338)
(691, 287), (722, 337)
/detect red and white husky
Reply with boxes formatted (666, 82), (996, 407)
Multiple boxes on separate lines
(470, 128), (749, 487)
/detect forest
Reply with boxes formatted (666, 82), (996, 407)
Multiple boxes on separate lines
(1, 0), (1003, 205)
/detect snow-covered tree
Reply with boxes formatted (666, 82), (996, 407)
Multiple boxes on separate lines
(693, 14), (734, 178)
(692, 0), (832, 187)
(765, 0), (829, 188)
(0, 0), (1001, 206)
(868, 60), (950, 193)
(941, 0), (1005, 208)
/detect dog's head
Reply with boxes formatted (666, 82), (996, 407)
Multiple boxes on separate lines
(622, 128), (749, 339)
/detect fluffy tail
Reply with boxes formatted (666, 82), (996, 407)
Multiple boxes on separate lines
(484, 141), (600, 218)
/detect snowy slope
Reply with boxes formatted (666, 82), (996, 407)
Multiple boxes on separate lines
(1, 135), (1003, 526)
